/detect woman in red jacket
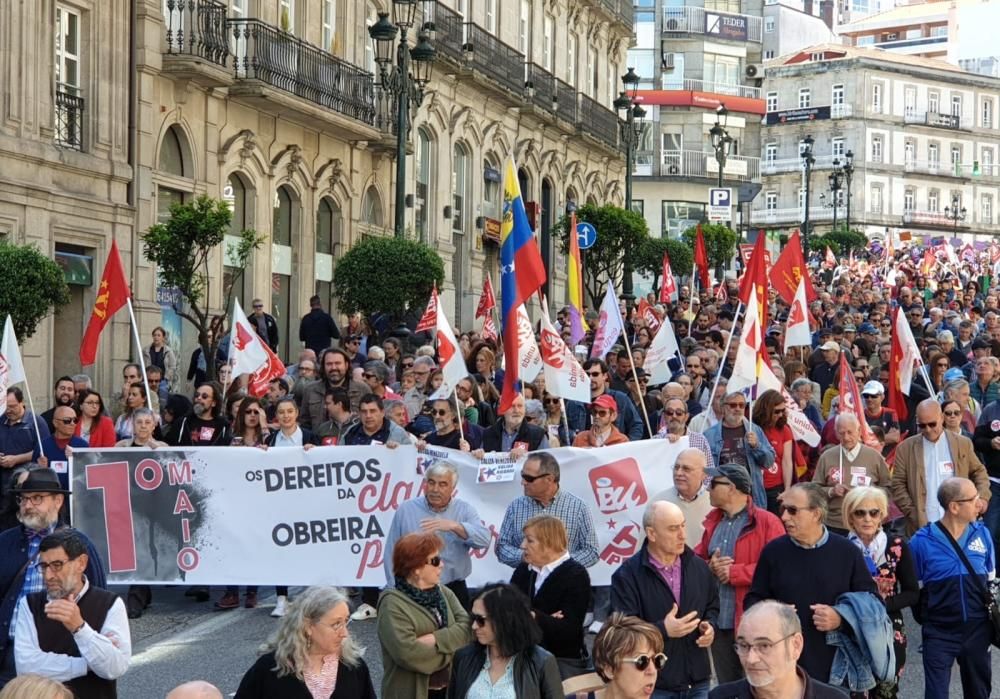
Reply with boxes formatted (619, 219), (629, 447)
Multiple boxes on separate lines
(75, 390), (117, 448)
(694, 462), (785, 684)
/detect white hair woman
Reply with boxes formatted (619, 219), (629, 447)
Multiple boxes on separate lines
(234, 586), (375, 698)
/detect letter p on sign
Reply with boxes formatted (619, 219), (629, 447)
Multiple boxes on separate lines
(708, 187), (732, 221)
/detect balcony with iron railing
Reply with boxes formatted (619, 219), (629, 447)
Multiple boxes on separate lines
(902, 109), (967, 130)
(661, 149), (760, 181)
(162, 0), (232, 86)
(902, 209), (969, 227)
(463, 23), (525, 96)
(579, 94), (620, 150)
(751, 206), (834, 224)
(672, 78), (761, 100)
(55, 88), (84, 151)
(760, 154), (841, 175)
(598, 0), (635, 30)
(662, 6), (762, 42)
(426, 2), (465, 64)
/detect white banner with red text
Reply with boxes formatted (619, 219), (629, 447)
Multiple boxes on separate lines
(70, 439), (686, 587)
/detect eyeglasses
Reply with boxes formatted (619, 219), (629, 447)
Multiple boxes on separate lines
(840, 500), (885, 520)
(426, 555), (443, 567)
(779, 504), (814, 516)
(543, 398), (560, 405)
(587, 371), (605, 378)
(521, 471), (552, 483)
(322, 619), (351, 633)
(402, 362), (415, 369)
(470, 613), (489, 627)
(431, 409), (450, 417)
(55, 418), (78, 425)
(622, 653), (668, 672)
(710, 479), (733, 489)
(734, 633), (797, 657)
(724, 402), (746, 409)
(362, 373), (376, 379)
(954, 495), (981, 504)
(663, 409), (687, 417)
(16, 494), (51, 506)
(195, 392), (213, 399)
(37, 559), (75, 574)
(917, 421), (939, 429)
(943, 410), (962, 417)
(252, 305), (264, 309)
(591, 409), (611, 417)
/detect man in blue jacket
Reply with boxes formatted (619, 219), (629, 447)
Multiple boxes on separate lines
(0, 468), (105, 688)
(565, 359), (644, 441)
(910, 477), (994, 699)
(704, 392), (776, 510)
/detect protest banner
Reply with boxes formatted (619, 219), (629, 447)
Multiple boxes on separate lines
(71, 439), (685, 587)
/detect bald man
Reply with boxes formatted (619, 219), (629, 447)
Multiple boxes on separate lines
(166, 681), (223, 699)
(891, 399), (990, 535)
(612, 500), (719, 697)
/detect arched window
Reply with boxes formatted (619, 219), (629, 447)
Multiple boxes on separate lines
(223, 173), (255, 311)
(362, 186), (383, 227)
(416, 129), (433, 241)
(452, 143), (470, 233)
(158, 125), (188, 177)
(315, 197), (342, 313)
(271, 184), (299, 360)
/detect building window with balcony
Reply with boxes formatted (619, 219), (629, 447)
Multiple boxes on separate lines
(568, 33), (577, 86)
(799, 88), (811, 108)
(766, 91), (778, 112)
(55, 5), (83, 151)
(904, 140), (915, 167)
(705, 54), (739, 92)
(871, 135), (882, 163)
(765, 143), (777, 164)
(929, 143), (940, 169)
(983, 147), (994, 176)
(765, 16), (775, 32)
(928, 190), (939, 212)
(952, 95), (962, 118)
(871, 82), (881, 112)
(870, 185), (882, 213)
(765, 192), (777, 210)
(951, 146), (962, 174)
(832, 84), (844, 106)
(904, 189), (914, 212)
(542, 15), (554, 71)
(321, 0), (336, 53)
(832, 138), (845, 159)
(485, 0), (497, 35)
(983, 98), (994, 129)
(928, 91), (939, 115)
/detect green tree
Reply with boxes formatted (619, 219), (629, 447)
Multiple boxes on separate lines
(555, 204), (649, 303)
(634, 237), (693, 298)
(817, 227), (868, 256)
(333, 236), (444, 325)
(681, 223), (738, 277)
(142, 195), (262, 379)
(0, 241), (70, 340)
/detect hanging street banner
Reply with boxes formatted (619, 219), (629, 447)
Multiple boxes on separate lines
(70, 440), (687, 587)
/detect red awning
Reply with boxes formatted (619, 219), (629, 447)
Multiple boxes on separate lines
(634, 90), (766, 116)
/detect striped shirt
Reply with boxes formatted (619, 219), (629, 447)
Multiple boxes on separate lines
(496, 490), (598, 568)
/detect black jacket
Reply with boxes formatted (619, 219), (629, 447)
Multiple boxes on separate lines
(299, 308), (340, 355)
(264, 427), (319, 447)
(709, 668), (849, 698)
(235, 652), (376, 699)
(447, 644), (563, 699)
(249, 312), (280, 353)
(481, 419), (547, 453)
(510, 558), (590, 660)
(611, 542), (720, 692)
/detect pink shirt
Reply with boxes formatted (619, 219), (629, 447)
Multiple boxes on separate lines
(648, 552), (682, 602)
(303, 655), (339, 699)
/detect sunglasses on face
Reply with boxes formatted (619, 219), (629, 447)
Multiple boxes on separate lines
(943, 410), (962, 417)
(591, 409), (611, 417)
(402, 362), (414, 369)
(470, 613), (489, 627)
(917, 421), (939, 429)
(852, 508), (881, 520)
(543, 398), (559, 404)
(362, 373), (376, 379)
(55, 418), (78, 425)
(520, 471), (552, 483)
(725, 403), (746, 409)
(587, 371), (604, 378)
(780, 504), (813, 516)
(663, 409), (687, 417)
(426, 555), (442, 567)
(622, 653), (668, 672)
(432, 409), (450, 417)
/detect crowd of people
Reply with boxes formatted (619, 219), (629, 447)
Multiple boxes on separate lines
(1, 242), (1000, 698)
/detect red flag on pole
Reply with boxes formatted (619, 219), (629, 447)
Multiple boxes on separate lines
(768, 230), (816, 305)
(738, 233), (769, 308)
(415, 284), (438, 333)
(476, 275), (496, 319)
(80, 241), (131, 366)
(694, 224), (711, 290)
(837, 351), (879, 448)
(659, 252), (677, 303)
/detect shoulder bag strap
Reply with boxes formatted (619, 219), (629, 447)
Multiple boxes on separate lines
(934, 521), (992, 602)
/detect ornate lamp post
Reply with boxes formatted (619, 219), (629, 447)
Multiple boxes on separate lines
(709, 104), (732, 191)
(614, 67), (646, 306)
(827, 162), (844, 232)
(841, 150), (854, 233)
(944, 195), (967, 233)
(801, 134), (815, 256)
(369, 0), (435, 238)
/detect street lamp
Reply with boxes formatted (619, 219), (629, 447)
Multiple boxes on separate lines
(841, 150), (854, 233)
(827, 161), (843, 233)
(614, 66), (646, 306)
(801, 134), (816, 256)
(944, 195), (967, 233)
(709, 104), (733, 190)
(369, 1), (436, 238)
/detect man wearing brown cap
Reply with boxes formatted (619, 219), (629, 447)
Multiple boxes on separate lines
(0, 468), (106, 688)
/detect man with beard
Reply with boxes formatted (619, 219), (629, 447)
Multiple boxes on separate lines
(14, 529), (130, 697)
(415, 398), (477, 451)
(475, 394), (549, 457)
(705, 392), (775, 511)
(382, 462), (489, 610)
(0, 469), (105, 687)
(40, 377), (76, 434)
(709, 600), (848, 698)
(300, 348), (369, 428)
(177, 382), (231, 447)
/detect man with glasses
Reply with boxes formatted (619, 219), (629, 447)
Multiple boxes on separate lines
(565, 360), (643, 441)
(695, 464), (784, 684)
(891, 399), (989, 536)
(476, 394), (548, 457)
(34, 405), (87, 495)
(711, 600), (848, 698)
(249, 298), (279, 353)
(652, 448), (713, 548)
(417, 399), (476, 451)
(612, 500), (719, 699)
(0, 468), (105, 687)
(572, 394), (629, 448)
(909, 477), (994, 699)
(177, 382), (231, 447)
(14, 529), (130, 695)
(859, 381), (900, 457)
(402, 356), (436, 421)
(704, 392), (775, 510)
(745, 483), (877, 684)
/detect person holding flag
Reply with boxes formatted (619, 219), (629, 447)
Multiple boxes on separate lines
(0, 317), (49, 495)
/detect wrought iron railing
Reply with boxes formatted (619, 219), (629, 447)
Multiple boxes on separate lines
(376, 88), (399, 135)
(463, 23), (525, 95)
(229, 19), (376, 126)
(553, 77), (578, 125)
(164, 0), (230, 66)
(579, 94), (619, 149)
(429, 2), (466, 63)
(55, 88), (84, 151)
(525, 63), (555, 112)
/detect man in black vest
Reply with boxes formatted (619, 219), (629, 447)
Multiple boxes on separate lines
(14, 529), (129, 698)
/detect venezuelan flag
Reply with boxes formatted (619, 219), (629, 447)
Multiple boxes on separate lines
(499, 155), (546, 413)
(567, 210), (589, 345)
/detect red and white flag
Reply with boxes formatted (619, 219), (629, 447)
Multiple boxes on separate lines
(715, 282), (728, 304)
(435, 304), (468, 395)
(728, 289), (763, 394)
(481, 314), (498, 342)
(824, 246), (837, 269)
(783, 277), (812, 352)
(837, 352), (879, 448)
(887, 306), (922, 422)
(515, 303), (543, 383)
(415, 284), (438, 333)
(0, 316), (26, 396)
(538, 303), (590, 403)
(637, 299), (661, 334)
(476, 275), (496, 319)
(645, 315), (681, 386)
(590, 286), (624, 360)
(758, 362), (820, 447)
(659, 253), (678, 303)
(229, 299), (286, 397)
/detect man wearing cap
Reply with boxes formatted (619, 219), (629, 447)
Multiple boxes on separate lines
(860, 381), (900, 456)
(810, 341), (842, 397)
(572, 395), (629, 447)
(695, 462), (784, 683)
(566, 360), (643, 441)
(0, 469), (105, 687)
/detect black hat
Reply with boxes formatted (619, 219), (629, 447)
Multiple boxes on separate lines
(15, 468), (70, 495)
(706, 463), (752, 495)
(973, 337), (993, 350)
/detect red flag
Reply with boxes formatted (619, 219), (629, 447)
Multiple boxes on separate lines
(481, 315), (498, 341)
(837, 352), (878, 448)
(887, 306), (920, 422)
(738, 234), (769, 310)
(476, 275), (496, 319)
(637, 299), (661, 333)
(694, 224), (711, 290)
(415, 284), (438, 333)
(715, 282), (728, 303)
(80, 241), (130, 366)
(659, 253), (677, 303)
(768, 230), (816, 305)
(230, 299), (286, 397)
(824, 246), (837, 269)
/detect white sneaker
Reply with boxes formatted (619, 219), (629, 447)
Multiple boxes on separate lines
(351, 603), (378, 621)
(583, 612), (594, 628)
(270, 596), (287, 618)
(588, 620), (604, 635)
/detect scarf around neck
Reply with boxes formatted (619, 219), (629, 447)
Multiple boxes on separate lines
(848, 529), (888, 574)
(395, 576), (448, 629)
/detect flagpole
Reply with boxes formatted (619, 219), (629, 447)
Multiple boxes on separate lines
(688, 266), (696, 335)
(21, 380), (44, 458)
(619, 322), (653, 438)
(453, 391), (466, 444)
(125, 298), (152, 404)
(708, 301), (744, 409)
(558, 398), (571, 447)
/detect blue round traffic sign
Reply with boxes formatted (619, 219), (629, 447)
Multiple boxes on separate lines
(577, 222), (597, 250)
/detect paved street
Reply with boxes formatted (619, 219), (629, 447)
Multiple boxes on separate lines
(118, 584), (997, 698)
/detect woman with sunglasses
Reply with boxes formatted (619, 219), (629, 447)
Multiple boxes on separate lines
(843, 487), (918, 699)
(752, 390), (794, 516)
(940, 399), (973, 441)
(235, 586), (376, 699)
(927, 350), (950, 395)
(74, 390), (116, 448)
(448, 583), (562, 699)
(378, 532), (470, 698)
(573, 613), (666, 699)
(540, 393), (571, 447)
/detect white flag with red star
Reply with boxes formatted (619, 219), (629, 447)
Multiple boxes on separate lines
(229, 299), (286, 397)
